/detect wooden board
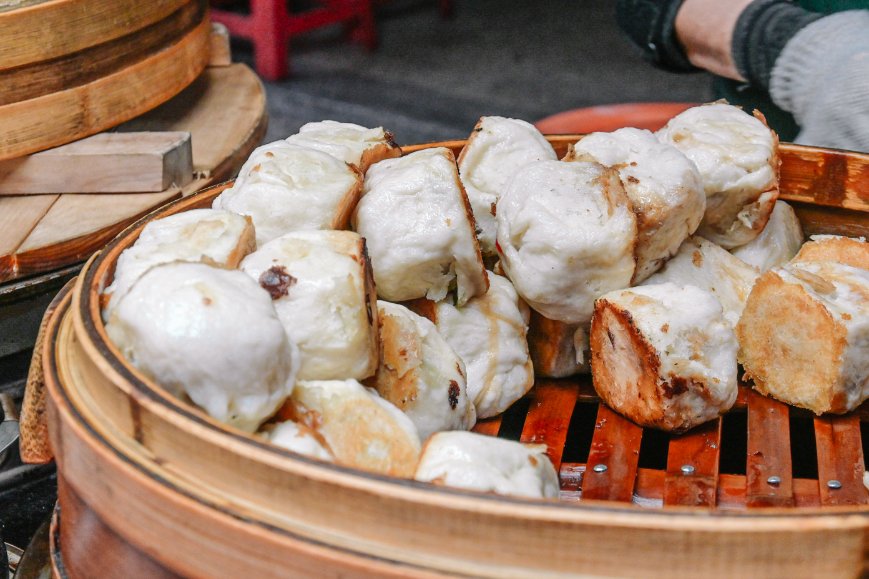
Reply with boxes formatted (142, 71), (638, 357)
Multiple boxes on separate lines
(0, 132), (193, 194)
(119, 64), (269, 181)
(0, 10), (209, 160)
(0, 195), (58, 280)
(14, 190), (181, 278)
(209, 22), (232, 67)
(0, 64), (267, 284)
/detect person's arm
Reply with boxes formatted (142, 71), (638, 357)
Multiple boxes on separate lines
(769, 10), (869, 150)
(616, 0), (869, 151)
(673, 0), (753, 81)
(675, 0), (869, 151)
(616, 0), (824, 86)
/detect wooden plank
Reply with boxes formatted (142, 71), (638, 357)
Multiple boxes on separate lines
(15, 189), (180, 276)
(717, 474), (747, 510)
(663, 418), (721, 508)
(746, 389), (794, 507)
(0, 17), (209, 160)
(814, 414), (869, 506)
(0, 132), (193, 194)
(472, 417), (502, 437)
(633, 468), (664, 508)
(580, 405), (643, 502)
(519, 379), (579, 471)
(119, 64), (267, 179)
(0, 0), (190, 70)
(777, 144), (869, 212)
(558, 463), (583, 502)
(794, 478), (822, 508)
(0, 194), (57, 281)
(209, 22), (232, 67)
(0, 194), (57, 256)
(574, 375), (599, 403)
(719, 476), (821, 510)
(0, 65), (266, 285)
(561, 464), (665, 507)
(735, 383), (751, 409)
(791, 201), (869, 239)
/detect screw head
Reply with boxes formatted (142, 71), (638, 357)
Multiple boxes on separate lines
(680, 464), (695, 476)
(592, 464), (608, 473)
(767, 476), (781, 486)
(827, 479), (843, 489)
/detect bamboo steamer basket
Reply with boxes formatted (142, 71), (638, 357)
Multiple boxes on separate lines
(41, 137), (869, 578)
(0, 0), (210, 160)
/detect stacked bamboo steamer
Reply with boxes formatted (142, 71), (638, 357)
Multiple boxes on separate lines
(32, 138), (869, 578)
(0, 0), (212, 286)
(0, 0), (211, 160)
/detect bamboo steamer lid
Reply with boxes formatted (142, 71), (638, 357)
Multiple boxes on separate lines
(0, 0), (210, 160)
(39, 139), (869, 577)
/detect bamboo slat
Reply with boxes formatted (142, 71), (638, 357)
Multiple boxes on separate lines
(472, 417), (502, 437)
(519, 379), (579, 471)
(663, 418), (721, 507)
(814, 415), (869, 506)
(581, 405), (643, 502)
(746, 389), (795, 507)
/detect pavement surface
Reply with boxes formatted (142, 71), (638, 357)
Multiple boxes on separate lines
(231, 0), (714, 145)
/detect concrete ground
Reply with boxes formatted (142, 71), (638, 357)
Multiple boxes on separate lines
(232, 0), (714, 145)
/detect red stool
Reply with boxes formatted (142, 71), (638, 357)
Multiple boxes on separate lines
(211, 0), (378, 81)
(534, 102), (696, 134)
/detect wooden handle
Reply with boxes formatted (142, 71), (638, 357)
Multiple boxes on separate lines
(19, 277), (77, 464)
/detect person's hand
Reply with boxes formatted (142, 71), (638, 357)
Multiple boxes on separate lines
(615, 0), (698, 72)
(674, 0), (754, 81)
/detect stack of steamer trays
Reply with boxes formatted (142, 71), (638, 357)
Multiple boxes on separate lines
(36, 113), (869, 578)
(0, 0), (266, 364)
(0, 0), (267, 283)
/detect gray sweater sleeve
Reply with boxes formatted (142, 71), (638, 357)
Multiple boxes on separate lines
(769, 11), (869, 152)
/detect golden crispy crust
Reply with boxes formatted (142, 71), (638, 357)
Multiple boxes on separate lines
(455, 117), (485, 167)
(291, 392), (419, 477)
(736, 269), (848, 414)
(358, 135), (402, 174)
(329, 164), (365, 231)
(589, 300), (667, 428)
(364, 307), (421, 412)
(358, 237), (380, 378)
(446, 147), (490, 297)
(746, 109), (782, 238)
(792, 237), (869, 270)
(527, 311), (586, 378)
(403, 297), (439, 324)
(223, 215), (257, 268)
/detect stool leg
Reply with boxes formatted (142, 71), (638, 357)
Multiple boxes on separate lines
(439, 0), (454, 19)
(251, 0), (291, 81)
(347, 0), (378, 50)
